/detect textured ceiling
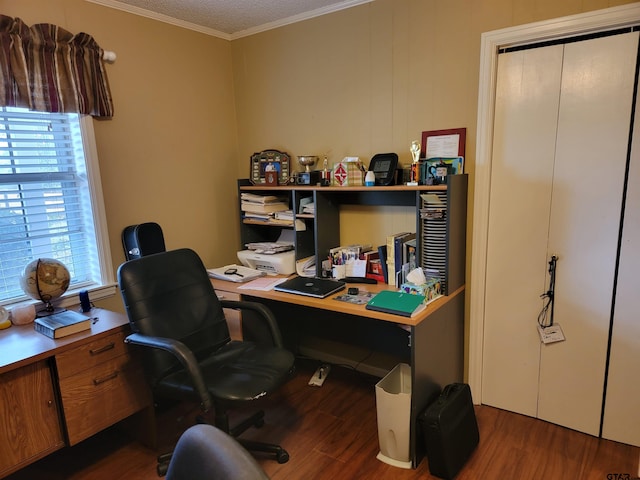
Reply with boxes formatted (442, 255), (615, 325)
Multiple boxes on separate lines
(89, 0), (374, 39)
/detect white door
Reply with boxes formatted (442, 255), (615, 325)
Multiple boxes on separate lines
(482, 31), (638, 436)
(602, 82), (640, 446)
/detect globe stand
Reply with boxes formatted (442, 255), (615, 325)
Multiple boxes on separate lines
(20, 258), (71, 318)
(36, 301), (66, 317)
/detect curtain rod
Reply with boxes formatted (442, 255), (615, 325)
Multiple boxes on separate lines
(102, 50), (116, 63)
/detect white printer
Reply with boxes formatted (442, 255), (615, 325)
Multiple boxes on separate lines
(237, 249), (296, 275)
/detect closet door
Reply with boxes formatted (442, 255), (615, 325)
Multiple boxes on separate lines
(482, 31), (638, 436)
(602, 84), (640, 447)
(537, 32), (637, 435)
(482, 44), (563, 418)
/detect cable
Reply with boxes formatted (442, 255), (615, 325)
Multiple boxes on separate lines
(538, 255), (558, 328)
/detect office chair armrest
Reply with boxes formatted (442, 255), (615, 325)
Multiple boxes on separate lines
(219, 299), (284, 347)
(125, 332), (213, 412)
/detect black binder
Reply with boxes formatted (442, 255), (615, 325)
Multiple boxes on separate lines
(418, 383), (479, 479)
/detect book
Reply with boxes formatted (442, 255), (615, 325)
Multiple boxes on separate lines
(377, 245), (388, 283)
(241, 201), (289, 214)
(365, 290), (426, 317)
(386, 232), (410, 286)
(34, 310), (92, 339)
(394, 232), (415, 286)
(403, 238), (417, 271)
(240, 193), (286, 204)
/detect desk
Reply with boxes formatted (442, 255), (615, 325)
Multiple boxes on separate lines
(0, 308), (152, 478)
(212, 278), (465, 467)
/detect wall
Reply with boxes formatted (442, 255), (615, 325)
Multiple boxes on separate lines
(0, 0), (239, 312)
(230, 0), (636, 374)
(0, 0), (635, 321)
(231, 0), (636, 247)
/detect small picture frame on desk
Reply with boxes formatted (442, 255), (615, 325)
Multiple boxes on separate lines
(265, 170), (278, 185)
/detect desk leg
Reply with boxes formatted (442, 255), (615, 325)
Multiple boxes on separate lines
(410, 290), (465, 467)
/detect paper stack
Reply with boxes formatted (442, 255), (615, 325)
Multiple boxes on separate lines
(241, 193), (289, 214)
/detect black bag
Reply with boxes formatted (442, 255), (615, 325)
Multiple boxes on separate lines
(121, 222), (166, 261)
(418, 383), (479, 479)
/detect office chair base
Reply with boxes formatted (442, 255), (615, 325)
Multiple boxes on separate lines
(228, 410), (265, 437)
(157, 454), (172, 476)
(227, 410), (289, 464)
(238, 439), (289, 464)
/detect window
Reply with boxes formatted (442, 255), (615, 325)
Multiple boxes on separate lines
(0, 107), (114, 306)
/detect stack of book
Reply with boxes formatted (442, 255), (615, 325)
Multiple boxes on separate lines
(386, 232), (416, 286)
(241, 193), (289, 215)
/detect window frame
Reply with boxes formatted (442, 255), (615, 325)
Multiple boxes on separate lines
(0, 111), (116, 308)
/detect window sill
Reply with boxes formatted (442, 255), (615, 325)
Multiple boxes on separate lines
(2, 283), (118, 311)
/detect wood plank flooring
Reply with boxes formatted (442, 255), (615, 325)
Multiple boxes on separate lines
(6, 359), (638, 480)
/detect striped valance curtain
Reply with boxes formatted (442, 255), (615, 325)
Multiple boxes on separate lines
(0, 15), (113, 118)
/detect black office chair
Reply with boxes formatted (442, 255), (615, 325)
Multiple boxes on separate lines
(117, 248), (295, 474)
(165, 424), (269, 480)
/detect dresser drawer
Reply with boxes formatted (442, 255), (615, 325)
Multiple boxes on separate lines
(56, 330), (129, 379)
(58, 353), (151, 445)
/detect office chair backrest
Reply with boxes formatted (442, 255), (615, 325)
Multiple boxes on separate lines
(118, 248), (230, 386)
(165, 424), (269, 480)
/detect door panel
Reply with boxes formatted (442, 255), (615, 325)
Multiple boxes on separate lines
(482, 31), (639, 437)
(602, 71), (640, 447)
(537, 32), (638, 436)
(482, 45), (563, 416)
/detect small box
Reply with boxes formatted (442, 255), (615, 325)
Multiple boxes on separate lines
(332, 161), (364, 186)
(400, 277), (442, 302)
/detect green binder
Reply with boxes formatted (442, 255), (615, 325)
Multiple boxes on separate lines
(365, 290), (426, 317)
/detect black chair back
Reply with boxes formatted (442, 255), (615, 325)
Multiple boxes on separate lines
(118, 248), (230, 386)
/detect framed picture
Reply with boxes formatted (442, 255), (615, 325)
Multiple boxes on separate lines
(250, 149), (291, 185)
(426, 156), (464, 174)
(421, 156), (464, 185)
(421, 127), (466, 159)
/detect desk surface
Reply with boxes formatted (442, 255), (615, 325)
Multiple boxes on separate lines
(211, 277), (464, 327)
(0, 308), (128, 374)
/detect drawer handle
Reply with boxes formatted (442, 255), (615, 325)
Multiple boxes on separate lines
(93, 371), (119, 385)
(89, 342), (115, 355)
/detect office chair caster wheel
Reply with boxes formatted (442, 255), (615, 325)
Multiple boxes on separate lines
(276, 450), (289, 464)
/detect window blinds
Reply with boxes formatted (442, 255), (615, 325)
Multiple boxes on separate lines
(0, 107), (100, 302)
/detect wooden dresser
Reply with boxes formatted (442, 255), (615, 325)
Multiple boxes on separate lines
(0, 308), (152, 478)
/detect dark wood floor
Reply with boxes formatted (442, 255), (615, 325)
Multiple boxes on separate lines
(7, 360), (639, 480)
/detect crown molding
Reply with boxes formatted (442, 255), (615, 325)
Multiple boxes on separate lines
(86, 0), (374, 41)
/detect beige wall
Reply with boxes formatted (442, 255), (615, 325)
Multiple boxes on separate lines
(231, 0), (636, 246)
(1, 0), (635, 319)
(0, 0), (239, 311)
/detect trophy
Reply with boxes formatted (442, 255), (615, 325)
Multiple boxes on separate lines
(408, 141), (421, 185)
(296, 155), (320, 185)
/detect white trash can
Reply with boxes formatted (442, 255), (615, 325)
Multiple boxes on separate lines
(375, 363), (412, 469)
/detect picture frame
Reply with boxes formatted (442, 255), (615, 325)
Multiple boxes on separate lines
(250, 149), (291, 185)
(421, 156), (464, 185)
(420, 127), (466, 159)
(426, 156), (464, 175)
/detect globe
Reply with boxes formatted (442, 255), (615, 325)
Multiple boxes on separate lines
(20, 258), (71, 312)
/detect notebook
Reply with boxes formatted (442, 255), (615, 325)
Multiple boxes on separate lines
(365, 290), (426, 317)
(274, 276), (346, 298)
